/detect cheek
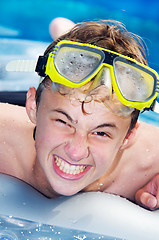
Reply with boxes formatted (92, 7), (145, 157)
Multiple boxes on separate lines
(35, 122), (66, 153)
(96, 151), (113, 170)
(92, 142), (122, 171)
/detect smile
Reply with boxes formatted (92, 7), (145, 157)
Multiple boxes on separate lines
(53, 155), (90, 180)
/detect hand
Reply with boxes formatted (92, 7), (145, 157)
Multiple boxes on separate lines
(135, 174), (159, 210)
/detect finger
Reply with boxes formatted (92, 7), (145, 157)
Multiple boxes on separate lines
(135, 190), (157, 210)
(147, 174), (159, 209)
(155, 186), (159, 209)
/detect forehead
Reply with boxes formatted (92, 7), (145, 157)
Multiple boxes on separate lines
(40, 81), (133, 118)
(39, 86), (131, 127)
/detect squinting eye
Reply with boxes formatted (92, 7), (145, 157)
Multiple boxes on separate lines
(93, 132), (109, 137)
(56, 119), (68, 125)
(56, 119), (66, 124)
(56, 119), (71, 128)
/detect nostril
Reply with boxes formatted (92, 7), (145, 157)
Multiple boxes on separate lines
(64, 140), (89, 162)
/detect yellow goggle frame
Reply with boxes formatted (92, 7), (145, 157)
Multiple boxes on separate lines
(35, 40), (159, 111)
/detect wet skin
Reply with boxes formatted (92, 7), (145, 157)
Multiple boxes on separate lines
(27, 87), (131, 197)
(1, 92), (159, 207)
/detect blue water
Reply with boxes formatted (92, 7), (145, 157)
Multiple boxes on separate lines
(0, 215), (122, 240)
(0, 0), (159, 71)
(0, 0), (159, 85)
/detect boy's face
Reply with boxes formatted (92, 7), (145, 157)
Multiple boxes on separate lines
(27, 86), (132, 196)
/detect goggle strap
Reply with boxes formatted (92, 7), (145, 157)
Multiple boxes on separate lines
(6, 60), (36, 72)
(152, 99), (159, 113)
(35, 55), (48, 77)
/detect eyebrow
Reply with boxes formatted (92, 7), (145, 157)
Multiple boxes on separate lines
(52, 109), (74, 122)
(52, 109), (117, 129)
(95, 123), (117, 130)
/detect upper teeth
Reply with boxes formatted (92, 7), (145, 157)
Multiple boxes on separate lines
(54, 156), (86, 175)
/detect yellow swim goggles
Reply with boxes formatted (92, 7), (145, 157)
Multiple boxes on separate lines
(35, 40), (159, 111)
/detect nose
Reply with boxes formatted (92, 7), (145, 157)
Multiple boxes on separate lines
(64, 131), (90, 162)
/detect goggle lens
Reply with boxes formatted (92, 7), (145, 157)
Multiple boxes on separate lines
(114, 60), (155, 102)
(54, 46), (103, 83)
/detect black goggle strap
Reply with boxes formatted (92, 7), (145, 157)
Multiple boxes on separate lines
(149, 97), (159, 113)
(35, 55), (49, 77)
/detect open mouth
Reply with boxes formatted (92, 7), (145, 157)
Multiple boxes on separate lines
(53, 155), (90, 180)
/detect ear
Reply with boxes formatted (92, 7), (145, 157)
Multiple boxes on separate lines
(120, 121), (140, 150)
(26, 87), (37, 124)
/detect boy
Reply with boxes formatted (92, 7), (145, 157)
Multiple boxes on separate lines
(1, 20), (159, 210)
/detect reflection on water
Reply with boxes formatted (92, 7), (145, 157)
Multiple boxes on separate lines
(0, 39), (48, 91)
(0, 215), (121, 240)
(0, 0), (159, 72)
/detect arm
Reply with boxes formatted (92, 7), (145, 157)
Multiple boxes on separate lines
(135, 174), (159, 210)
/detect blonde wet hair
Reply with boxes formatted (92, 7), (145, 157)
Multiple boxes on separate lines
(36, 20), (146, 130)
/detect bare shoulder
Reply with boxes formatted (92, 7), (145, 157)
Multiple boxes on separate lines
(137, 121), (159, 141)
(0, 103), (35, 177)
(0, 102), (34, 137)
(121, 120), (159, 171)
(0, 102), (28, 122)
(131, 120), (159, 167)
(111, 121), (159, 199)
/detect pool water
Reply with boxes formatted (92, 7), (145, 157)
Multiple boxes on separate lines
(0, 38), (47, 91)
(0, 0), (159, 72)
(0, 215), (122, 240)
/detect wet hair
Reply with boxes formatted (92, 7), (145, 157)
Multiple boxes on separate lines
(36, 20), (147, 132)
(44, 20), (147, 64)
